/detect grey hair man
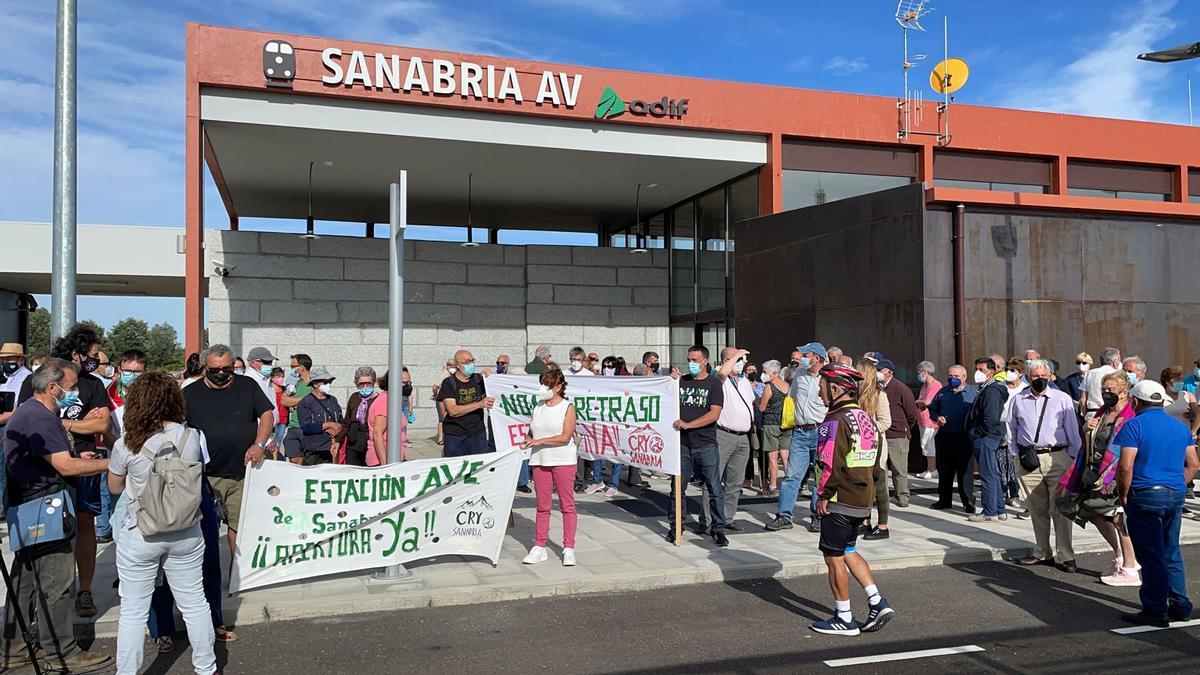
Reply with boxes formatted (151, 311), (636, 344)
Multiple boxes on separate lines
(524, 345), (552, 375)
(1080, 347), (1122, 419)
(1122, 356), (1147, 385)
(566, 347), (592, 376)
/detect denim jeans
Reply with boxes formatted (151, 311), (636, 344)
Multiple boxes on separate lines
(443, 433), (490, 457)
(1126, 486), (1193, 618)
(591, 460), (624, 488)
(145, 480), (226, 637)
(668, 443), (725, 532)
(518, 459), (531, 487)
(971, 435), (1004, 516)
(96, 472), (120, 538)
(776, 426), (818, 522)
(116, 524), (216, 675)
(3, 540), (78, 662)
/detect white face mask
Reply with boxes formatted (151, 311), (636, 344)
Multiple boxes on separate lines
(732, 360), (745, 374)
(1005, 370), (1020, 383)
(318, 383), (332, 395)
(537, 385), (553, 401)
(974, 370), (989, 384)
(603, 368), (616, 376)
(1078, 364), (1090, 373)
(570, 360), (584, 372)
(448, 367), (457, 375)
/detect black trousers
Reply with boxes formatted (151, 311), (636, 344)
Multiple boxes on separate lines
(935, 430), (974, 509)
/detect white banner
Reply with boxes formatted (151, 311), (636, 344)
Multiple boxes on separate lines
(485, 374), (681, 476)
(231, 450), (521, 592)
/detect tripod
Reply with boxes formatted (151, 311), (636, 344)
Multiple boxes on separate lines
(2, 556), (44, 675)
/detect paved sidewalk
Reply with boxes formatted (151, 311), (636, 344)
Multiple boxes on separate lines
(6, 435), (1200, 639)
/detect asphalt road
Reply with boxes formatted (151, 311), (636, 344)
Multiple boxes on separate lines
(78, 545), (1200, 674)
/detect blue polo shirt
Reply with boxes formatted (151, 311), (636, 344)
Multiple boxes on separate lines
(1113, 407), (1195, 491)
(928, 385), (978, 433)
(1181, 372), (1200, 398)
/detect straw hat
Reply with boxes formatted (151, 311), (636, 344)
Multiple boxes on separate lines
(0, 343), (24, 358)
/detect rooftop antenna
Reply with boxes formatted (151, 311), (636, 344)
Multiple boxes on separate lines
(895, 0), (932, 141)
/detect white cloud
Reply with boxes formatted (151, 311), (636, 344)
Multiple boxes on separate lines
(823, 56), (868, 76)
(1000, 0), (1182, 122)
(788, 57), (813, 72)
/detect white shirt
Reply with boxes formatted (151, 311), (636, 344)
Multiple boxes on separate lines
(1081, 365), (1117, 412)
(528, 399), (577, 466)
(1, 365), (31, 423)
(246, 370), (280, 425)
(567, 368), (593, 377)
(717, 376), (754, 433)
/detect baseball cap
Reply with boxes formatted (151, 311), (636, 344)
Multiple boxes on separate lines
(1131, 380), (1167, 404)
(796, 342), (828, 360)
(877, 358), (896, 373)
(247, 346), (276, 363)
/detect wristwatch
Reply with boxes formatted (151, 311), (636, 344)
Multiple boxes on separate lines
(256, 441), (270, 450)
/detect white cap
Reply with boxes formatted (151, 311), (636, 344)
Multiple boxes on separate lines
(1131, 379), (1167, 404)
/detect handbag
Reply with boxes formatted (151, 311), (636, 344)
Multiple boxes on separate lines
(729, 378), (760, 452)
(7, 488), (75, 552)
(781, 393), (796, 431)
(1018, 396), (1049, 472)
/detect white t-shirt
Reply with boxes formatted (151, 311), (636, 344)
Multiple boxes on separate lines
(566, 368), (593, 377)
(109, 421), (208, 529)
(528, 399), (577, 466)
(1082, 365), (1117, 411)
(717, 376), (754, 432)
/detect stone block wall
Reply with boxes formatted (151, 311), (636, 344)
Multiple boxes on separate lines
(205, 231), (668, 428)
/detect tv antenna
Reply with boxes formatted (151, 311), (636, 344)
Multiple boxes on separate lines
(896, 1), (932, 140)
(896, 3), (959, 146)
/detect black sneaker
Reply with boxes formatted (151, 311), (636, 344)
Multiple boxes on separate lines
(97, 533), (113, 544)
(764, 515), (793, 531)
(693, 522), (710, 536)
(516, 484), (532, 494)
(711, 531), (729, 547)
(807, 516), (822, 532)
(963, 505), (977, 514)
(862, 598), (895, 632)
(725, 521), (744, 532)
(929, 501), (951, 510)
(75, 591), (97, 618)
(1168, 607), (1194, 622)
(1121, 611), (1169, 628)
(862, 526), (890, 540)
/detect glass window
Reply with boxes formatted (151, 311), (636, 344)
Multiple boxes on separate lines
(495, 230), (599, 246)
(1067, 188), (1169, 202)
(697, 188), (726, 314)
(669, 324), (695, 371)
(782, 170), (911, 211)
(934, 178), (1047, 194)
(1068, 160), (1172, 200)
(728, 172), (759, 317)
(670, 202), (695, 317)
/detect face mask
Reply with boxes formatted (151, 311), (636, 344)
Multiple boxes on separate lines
(947, 376), (963, 389)
(100, 365), (115, 379)
(402, 382), (413, 396)
(259, 365), (273, 378)
(448, 367), (457, 375)
(1005, 370), (1020, 383)
(537, 385), (553, 401)
(877, 380), (887, 391)
(603, 368), (616, 376)
(570, 360), (584, 372)
(119, 371), (140, 387)
(1101, 391), (1120, 408)
(917, 373), (927, 384)
(789, 360), (800, 368)
(290, 368), (301, 378)
(56, 387), (80, 410)
(974, 370), (988, 384)
(496, 362), (507, 374)
(1030, 377), (1049, 393)
(1126, 372), (1138, 386)
(318, 383), (332, 395)
(1172, 382), (1183, 393)
(1193, 368), (1200, 380)
(462, 363), (476, 376)
(733, 360), (745, 374)
(358, 386), (375, 397)
(234, 369), (245, 376)
(3, 362), (21, 375)
(798, 357), (811, 370)
(648, 363), (659, 374)
(272, 376), (285, 386)
(82, 356), (100, 373)
(747, 371), (759, 382)
(1078, 364), (1090, 373)
(688, 362), (702, 376)
(206, 371), (232, 387)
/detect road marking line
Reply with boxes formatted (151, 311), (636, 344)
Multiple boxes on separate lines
(1111, 618), (1200, 635)
(824, 645), (985, 667)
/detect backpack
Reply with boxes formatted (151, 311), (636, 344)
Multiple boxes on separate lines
(130, 427), (204, 536)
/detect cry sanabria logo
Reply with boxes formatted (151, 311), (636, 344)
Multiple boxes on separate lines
(595, 85), (689, 120)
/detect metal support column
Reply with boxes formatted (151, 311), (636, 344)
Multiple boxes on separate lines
(51, 0), (77, 340)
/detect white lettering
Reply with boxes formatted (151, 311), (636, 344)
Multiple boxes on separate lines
(344, 50), (372, 88)
(321, 48), (343, 85)
(486, 65), (496, 100)
(559, 73), (581, 107)
(375, 53), (400, 91)
(403, 56), (429, 92)
(432, 59), (456, 95)
(497, 66), (522, 102)
(461, 62), (483, 99)
(535, 70), (561, 106)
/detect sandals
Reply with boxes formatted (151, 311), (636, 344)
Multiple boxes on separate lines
(156, 636), (174, 653)
(215, 626), (238, 643)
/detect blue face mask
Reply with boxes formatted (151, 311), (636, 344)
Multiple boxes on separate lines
(259, 365), (273, 378)
(119, 371), (139, 388)
(798, 357), (811, 370)
(947, 376), (963, 389)
(1127, 372), (1138, 386)
(56, 388), (80, 410)
(1172, 382), (1183, 393)
(462, 363), (476, 376)
(688, 362), (702, 376)
(290, 368), (300, 378)
(358, 386), (375, 397)
(917, 373), (927, 384)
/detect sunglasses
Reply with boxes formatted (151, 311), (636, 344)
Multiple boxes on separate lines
(207, 366), (235, 375)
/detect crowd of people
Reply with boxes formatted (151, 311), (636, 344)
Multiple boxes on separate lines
(1, 328), (1198, 666)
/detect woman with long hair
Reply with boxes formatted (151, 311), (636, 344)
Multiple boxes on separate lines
(521, 369), (579, 566)
(108, 372), (216, 675)
(857, 359), (894, 540)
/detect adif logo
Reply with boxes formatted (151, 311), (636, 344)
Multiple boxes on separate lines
(264, 41), (295, 88)
(595, 85), (688, 120)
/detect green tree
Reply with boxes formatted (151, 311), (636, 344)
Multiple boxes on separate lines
(107, 318), (150, 359)
(146, 322), (183, 370)
(26, 308), (50, 355)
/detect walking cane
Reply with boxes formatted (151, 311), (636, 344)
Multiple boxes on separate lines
(3, 556), (44, 675)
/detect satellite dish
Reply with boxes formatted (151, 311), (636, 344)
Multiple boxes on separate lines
(931, 57), (969, 94)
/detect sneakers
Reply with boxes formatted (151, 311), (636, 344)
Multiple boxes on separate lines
(916, 471), (934, 479)
(584, 483), (604, 495)
(1121, 611), (1169, 628)
(75, 590), (97, 618)
(522, 546), (548, 565)
(811, 614), (861, 636)
(516, 484), (532, 494)
(562, 548), (576, 566)
(807, 516), (822, 532)
(967, 513), (1006, 523)
(603, 487), (619, 497)
(764, 515), (794, 531)
(862, 526), (889, 541)
(711, 531), (729, 547)
(862, 598), (895, 632)
(1101, 569), (1142, 587)
(929, 501), (952, 510)
(41, 650), (112, 671)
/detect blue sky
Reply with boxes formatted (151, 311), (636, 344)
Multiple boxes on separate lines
(3, 0), (1198, 334)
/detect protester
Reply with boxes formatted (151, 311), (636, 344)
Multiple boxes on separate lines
(438, 350), (494, 456)
(642, 351), (661, 375)
(999, 357), (1028, 507)
(670, 345), (727, 546)
(99, 349), (149, 543)
(433, 356), (457, 445)
(856, 360), (893, 540)
(810, 364), (894, 636)
(1058, 371), (1140, 586)
(0, 342), (32, 509)
(520, 369), (580, 566)
(566, 347), (593, 376)
(524, 345), (552, 375)
(1162, 366), (1200, 436)
(2, 358), (111, 670)
(929, 365), (977, 512)
(702, 347), (754, 530)
(182, 344), (272, 558)
(270, 366), (287, 451)
(826, 346), (844, 365)
(1080, 347), (1121, 418)
(400, 367), (415, 449)
(757, 360), (791, 496)
(28, 353), (47, 372)
(245, 347), (280, 425)
(1063, 352), (1092, 410)
(878, 357), (918, 509)
(108, 372), (215, 675)
(915, 361), (942, 479)
(280, 353), (314, 465)
(767, 342), (828, 533)
(337, 367), (379, 466)
(1123, 356), (1147, 386)
(92, 350), (114, 389)
(181, 352), (204, 387)
(368, 371), (401, 466)
(294, 366), (342, 466)
(233, 356), (247, 376)
(1115, 379), (1199, 627)
(587, 352), (601, 375)
(966, 356), (1009, 522)
(1009, 359), (1081, 572)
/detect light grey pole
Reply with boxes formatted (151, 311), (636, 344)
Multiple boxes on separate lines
(51, 0), (77, 340)
(377, 172), (412, 581)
